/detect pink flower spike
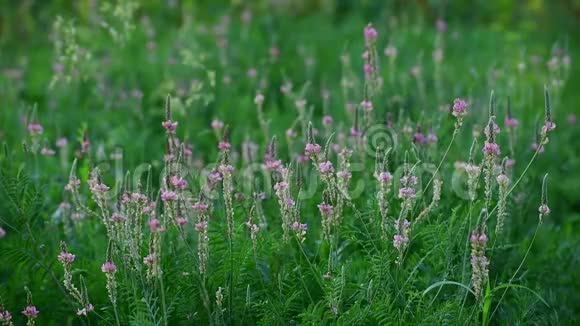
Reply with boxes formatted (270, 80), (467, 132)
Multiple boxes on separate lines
(161, 191), (177, 202)
(364, 23), (378, 43)
(22, 306), (39, 318)
(318, 161), (334, 174)
(482, 142), (500, 156)
(57, 251), (76, 264)
(304, 143), (322, 156)
(161, 120), (178, 133)
(176, 217), (188, 226)
(218, 141), (231, 152)
(322, 115), (333, 125)
(101, 261), (117, 273)
(211, 119), (224, 130)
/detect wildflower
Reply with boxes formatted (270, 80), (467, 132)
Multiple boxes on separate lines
(148, 219), (164, 232)
(504, 116), (519, 128)
(211, 119), (224, 130)
(218, 141), (231, 152)
(542, 120), (556, 134)
(318, 161), (334, 174)
(40, 147), (56, 156)
(304, 143), (321, 156)
(350, 127), (362, 137)
(0, 306), (12, 324)
(143, 253), (156, 265)
(160, 191), (177, 202)
(322, 115), (333, 125)
(110, 212), (125, 223)
(378, 171), (392, 183)
(161, 120), (178, 133)
(21, 306), (39, 319)
(291, 221), (308, 242)
(170, 176), (188, 189)
(76, 304), (94, 316)
(57, 251), (75, 265)
(208, 170), (222, 184)
(27, 122), (43, 134)
(286, 128), (296, 138)
(538, 204), (550, 216)
(363, 23), (378, 44)
(195, 221), (208, 232)
(482, 142), (500, 156)
(452, 98), (468, 119)
(398, 187), (416, 199)
(363, 63), (373, 74)
(264, 159), (282, 171)
(360, 100), (373, 110)
(192, 201), (209, 211)
(393, 234), (408, 249)
(101, 261), (117, 274)
(0, 227), (5, 238)
(64, 176), (81, 191)
(470, 230), (489, 299)
(56, 137), (68, 147)
(413, 131), (426, 144)
(318, 202), (334, 216)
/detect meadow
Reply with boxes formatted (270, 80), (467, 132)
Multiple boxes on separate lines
(0, 1), (579, 325)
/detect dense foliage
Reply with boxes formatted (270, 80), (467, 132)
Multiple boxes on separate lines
(1, 1), (579, 325)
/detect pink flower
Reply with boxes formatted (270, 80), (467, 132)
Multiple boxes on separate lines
(22, 306), (39, 318)
(393, 234), (409, 249)
(322, 115), (333, 125)
(413, 132), (427, 144)
(56, 137), (68, 147)
(360, 100), (373, 110)
(350, 127), (362, 137)
(161, 120), (178, 133)
(170, 176), (188, 189)
(57, 251), (76, 264)
(264, 159), (282, 171)
(364, 63), (373, 73)
(337, 170), (352, 180)
(398, 187), (416, 199)
(0, 227), (5, 238)
(208, 170), (222, 183)
(192, 201), (209, 211)
(286, 129), (296, 138)
(318, 202), (334, 216)
(452, 98), (468, 118)
(364, 23), (378, 43)
(470, 231), (488, 244)
(195, 221), (208, 232)
(211, 119), (224, 130)
(274, 181), (289, 191)
(161, 191), (177, 202)
(218, 141), (231, 151)
(218, 164), (234, 174)
(538, 204), (551, 215)
(291, 221), (308, 231)
(76, 304), (94, 316)
(40, 147), (56, 156)
(318, 161), (334, 174)
(482, 142), (500, 156)
(143, 253), (156, 265)
(542, 120), (556, 133)
(176, 217), (188, 226)
(101, 261), (117, 273)
(504, 116), (519, 128)
(27, 123), (43, 134)
(110, 212), (125, 222)
(304, 143), (322, 156)
(378, 171), (392, 183)
(285, 198), (295, 207)
(149, 219), (164, 232)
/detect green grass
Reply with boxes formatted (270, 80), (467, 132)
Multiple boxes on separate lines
(0, 1), (579, 325)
